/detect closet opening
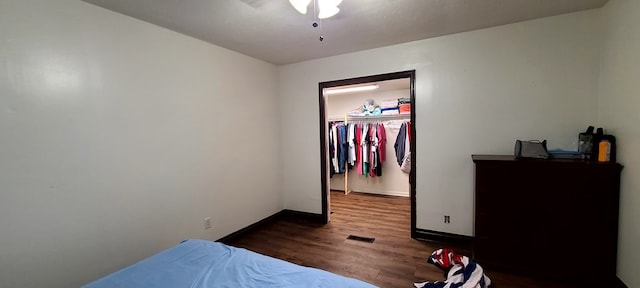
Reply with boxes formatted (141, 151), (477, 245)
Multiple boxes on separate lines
(318, 70), (417, 238)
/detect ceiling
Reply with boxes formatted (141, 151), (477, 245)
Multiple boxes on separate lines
(82, 0), (608, 65)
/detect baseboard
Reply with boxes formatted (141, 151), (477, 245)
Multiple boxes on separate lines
(414, 228), (473, 246)
(352, 190), (410, 197)
(218, 211), (472, 248)
(616, 276), (629, 288)
(330, 189), (410, 198)
(280, 209), (325, 224)
(217, 209), (325, 244)
(217, 210), (286, 244)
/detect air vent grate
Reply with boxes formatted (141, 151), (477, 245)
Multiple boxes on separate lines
(347, 235), (375, 243)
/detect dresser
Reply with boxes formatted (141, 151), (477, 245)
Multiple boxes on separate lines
(472, 155), (622, 285)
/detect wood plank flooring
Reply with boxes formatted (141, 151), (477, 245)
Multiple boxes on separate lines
(229, 191), (578, 288)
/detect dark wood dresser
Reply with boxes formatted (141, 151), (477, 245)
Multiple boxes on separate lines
(472, 155), (622, 285)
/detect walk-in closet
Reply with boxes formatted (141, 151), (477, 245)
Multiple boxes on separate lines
(326, 78), (412, 197)
(320, 71), (416, 237)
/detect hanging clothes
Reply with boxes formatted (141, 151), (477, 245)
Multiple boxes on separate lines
(370, 124), (378, 177)
(330, 119), (399, 178)
(338, 124), (348, 173)
(375, 123), (385, 177)
(378, 123), (387, 163)
(329, 122), (349, 176)
(329, 123), (335, 177)
(335, 124), (340, 170)
(404, 121), (410, 161)
(394, 122), (407, 166)
(361, 123), (370, 177)
(348, 123), (356, 166)
(356, 123), (362, 175)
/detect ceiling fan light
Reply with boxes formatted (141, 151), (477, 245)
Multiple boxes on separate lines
(317, 0), (342, 19)
(318, 5), (340, 19)
(289, 0), (311, 15)
(321, 0), (343, 6)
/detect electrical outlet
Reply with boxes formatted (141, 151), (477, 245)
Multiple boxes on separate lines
(204, 217), (212, 229)
(444, 215), (451, 224)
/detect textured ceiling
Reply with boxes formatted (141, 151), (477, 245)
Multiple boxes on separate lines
(82, 0), (608, 65)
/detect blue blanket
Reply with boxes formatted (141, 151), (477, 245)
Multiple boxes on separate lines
(84, 239), (377, 288)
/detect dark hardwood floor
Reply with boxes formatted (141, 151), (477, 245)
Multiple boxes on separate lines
(229, 191), (577, 288)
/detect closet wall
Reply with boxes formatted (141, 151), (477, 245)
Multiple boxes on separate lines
(327, 88), (410, 197)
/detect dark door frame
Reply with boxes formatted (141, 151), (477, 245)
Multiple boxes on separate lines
(318, 70), (417, 238)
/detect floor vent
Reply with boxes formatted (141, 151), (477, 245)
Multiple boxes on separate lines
(347, 235), (375, 243)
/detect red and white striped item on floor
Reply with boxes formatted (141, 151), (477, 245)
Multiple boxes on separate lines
(414, 248), (491, 288)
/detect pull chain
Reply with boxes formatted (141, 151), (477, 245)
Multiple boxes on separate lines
(312, 0), (324, 41)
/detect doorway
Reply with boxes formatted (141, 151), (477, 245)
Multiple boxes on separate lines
(318, 70), (417, 238)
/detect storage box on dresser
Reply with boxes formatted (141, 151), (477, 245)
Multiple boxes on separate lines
(472, 155), (622, 285)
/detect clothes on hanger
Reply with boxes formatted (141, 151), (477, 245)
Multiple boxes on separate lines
(329, 121), (394, 178)
(394, 121), (412, 167)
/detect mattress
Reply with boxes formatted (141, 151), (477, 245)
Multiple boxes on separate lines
(83, 239), (377, 288)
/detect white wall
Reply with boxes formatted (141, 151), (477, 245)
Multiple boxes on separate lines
(598, 1), (640, 286)
(328, 89), (410, 197)
(0, 1), (281, 287)
(279, 10), (601, 236)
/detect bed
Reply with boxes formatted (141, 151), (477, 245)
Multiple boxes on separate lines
(83, 239), (377, 288)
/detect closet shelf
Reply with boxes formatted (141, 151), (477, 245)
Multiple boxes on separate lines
(328, 113), (411, 122)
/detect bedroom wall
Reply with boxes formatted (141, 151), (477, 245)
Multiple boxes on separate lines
(0, 1), (281, 288)
(279, 9), (601, 236)
(598, 0), (640, 286)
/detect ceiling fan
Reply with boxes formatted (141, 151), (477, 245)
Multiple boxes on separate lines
(289, 0), (343, 19)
